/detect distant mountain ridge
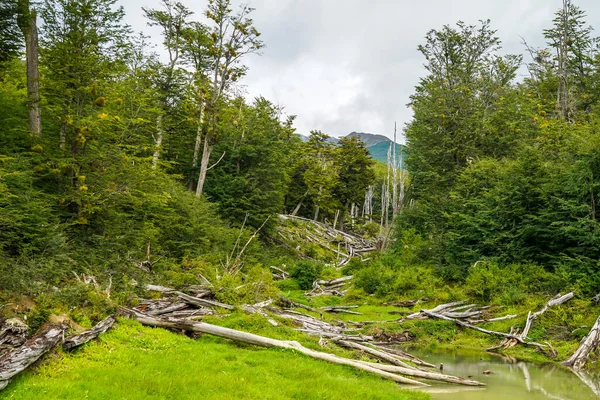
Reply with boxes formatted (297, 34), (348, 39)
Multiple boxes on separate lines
(295, 131), (405, 164)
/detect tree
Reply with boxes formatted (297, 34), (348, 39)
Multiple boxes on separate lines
(16, 0), (41, 137)
(0, 0), (20, 65)
(143, 0), (192, 168)
(542, 0), (598, 118)
(195, 0), (264, 198)
(402, 20), (521, 253)
(41, 0), (131, 152)
(333, 136), (375, 230)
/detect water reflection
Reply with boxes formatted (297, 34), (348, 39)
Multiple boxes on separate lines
(405, 348), (600, 400)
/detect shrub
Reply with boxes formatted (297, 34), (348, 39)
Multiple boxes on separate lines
(289, 261), (322, 290)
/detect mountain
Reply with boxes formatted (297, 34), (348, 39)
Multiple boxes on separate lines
(366, 141), (406, 165)
(346, 132), (391, 147)
(295, 131), (405, 164)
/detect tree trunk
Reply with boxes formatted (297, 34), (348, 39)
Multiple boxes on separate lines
(195, 132), (213, 197)
(562, 315), (600, 370)
(152, 113), (164, 169)
(291, 189), (309, 216)
(17, 0), (41, 137)
(188, 98), (206, 191)
(0, 325), (66, 390)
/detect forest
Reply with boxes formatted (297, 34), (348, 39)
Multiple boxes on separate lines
(2, 0), (600, 398)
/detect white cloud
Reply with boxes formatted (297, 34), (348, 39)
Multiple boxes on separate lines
(118, 0), (600, 142)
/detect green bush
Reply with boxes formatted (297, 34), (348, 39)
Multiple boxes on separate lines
(289, 261), (322, 290)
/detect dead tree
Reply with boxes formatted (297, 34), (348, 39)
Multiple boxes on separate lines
(563, 315), (600, 370)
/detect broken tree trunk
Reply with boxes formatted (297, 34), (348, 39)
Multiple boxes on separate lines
(0, 325), (66, 390)
(127, 310), (427, 386)
(562, 315), (600, 370)
(63, 316), (116, 351)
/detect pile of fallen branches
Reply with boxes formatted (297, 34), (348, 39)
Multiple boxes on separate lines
(276, 215), (376, 266)
(306, 276), (354, 297)
(419, 293), (573, 357)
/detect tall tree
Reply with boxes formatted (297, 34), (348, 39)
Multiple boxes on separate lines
(333, 136), (375, 230)
(16, 0), (41, 137)
(143, 0), (191, 169)
(195, 0), (264, 197)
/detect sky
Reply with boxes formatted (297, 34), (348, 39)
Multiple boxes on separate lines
(117, 0), (600, 142)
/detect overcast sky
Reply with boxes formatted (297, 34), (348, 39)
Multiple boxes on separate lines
(117, 0), (600, 142)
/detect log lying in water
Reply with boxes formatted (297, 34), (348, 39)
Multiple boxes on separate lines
(0, 325), (66, 390)
(358, 360), (486, 387)
(126, 309), (427, 386)
(63, 316), (116, 351)
(562, 315), (600, 370)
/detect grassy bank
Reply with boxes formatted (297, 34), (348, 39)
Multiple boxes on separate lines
(1, 319), (428, 400)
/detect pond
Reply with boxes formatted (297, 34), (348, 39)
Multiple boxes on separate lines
(406, 348), (600, 400)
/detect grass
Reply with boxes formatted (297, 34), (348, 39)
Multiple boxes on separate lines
(1, 319), (429, 400)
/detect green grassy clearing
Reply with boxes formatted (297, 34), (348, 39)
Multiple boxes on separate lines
(1, 319), (429, 400)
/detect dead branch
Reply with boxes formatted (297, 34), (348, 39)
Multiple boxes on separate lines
(63, 316), (115, 351)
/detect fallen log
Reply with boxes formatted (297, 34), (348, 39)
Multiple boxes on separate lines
(317, 276), (353, 286)
(177, 293), (234, 310)
(334, 340), (414, 368)
(358, 361), (486, 387)
(63, 316), (115, 351)
(562, 315), (600, 370)
(321, 306), (362, 315)
(278, 296), (322, 315)
(145, 284), (177, 293)
(148, 302), (189, 316)
(0, 325), (66, 390)
(372, 345), (435, 368)
(406, 300), (468, 320)
(127, 309), (427, 386)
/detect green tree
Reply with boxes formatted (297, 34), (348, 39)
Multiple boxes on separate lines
(333, 136), (375, 230)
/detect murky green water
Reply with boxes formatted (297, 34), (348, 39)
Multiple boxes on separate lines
(406, 348), (600, 399)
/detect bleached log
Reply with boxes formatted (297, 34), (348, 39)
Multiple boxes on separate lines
(63, 316), (115, 351)
(278, 296), (322, 315)
(148, 302), (188, 316)
(359, 361), (485, 386)
(0, 325), (66, 390)
(177, 293), (234, 310)
(405, 300), (468, 320)
(335, 340), (414, 368)
(145, 284), (177, 293)
(317, 276), (353, 286)
(372, 345), (435, 368)
(127, 310), (427, 386)
(562, 315), (600, 370)
(468, 314), (517, 325)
